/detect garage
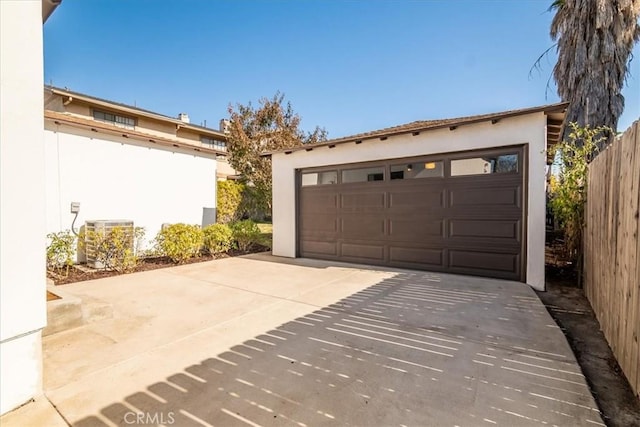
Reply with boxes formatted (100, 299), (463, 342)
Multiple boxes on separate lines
(298, 146), (526, 281)
(269, 103), (567, 290)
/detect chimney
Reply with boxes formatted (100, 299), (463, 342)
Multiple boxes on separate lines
(177, 113), (190, 124)
(220, 119), (231, 134)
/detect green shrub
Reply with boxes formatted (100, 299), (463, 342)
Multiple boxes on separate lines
(549, 123), (610, 283)
(217, 180), (271, 222)
(154, 223), (203, 263)
(239, 185), (270, 222)
(230, 220), (261, 251)
(203, 223), (233, 255)
(217, 180), (244, 223)
(46, 230), (76, 273)
(85, 226), (145, 273)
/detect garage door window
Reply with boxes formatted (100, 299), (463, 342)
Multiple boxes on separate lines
(390, 161), (444, 180)
(451, 154), (518, 176)
(342, 167), (384, 183)
(301, 171), (337, 186)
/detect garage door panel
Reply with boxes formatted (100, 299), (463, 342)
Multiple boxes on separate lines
(340, 192), (385, 210)
(299, 215), (338, 234)
(341, 216), (385, 239)
(449, 173), (522, 184)
(389, 246), (444, 267)
(341, 243), (385, 261)
(449, 219), (520, 240)
(389, 219), (444, 240)
(300, 240), (337, 256)
(449, 250), (519, 273)
(389, 189), (445, 209)
(449, 186), (521, 207)
(446, 207), (522, 217)
(300, 192), (338, 212)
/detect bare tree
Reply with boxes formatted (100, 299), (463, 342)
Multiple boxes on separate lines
(226, 92), (327, 214)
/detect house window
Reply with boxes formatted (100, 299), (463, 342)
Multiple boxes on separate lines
(342, 167), (384, 183)
(92, 110), (135, 129)
(201, 136), (227, 151)
(390, 161), (444, 180)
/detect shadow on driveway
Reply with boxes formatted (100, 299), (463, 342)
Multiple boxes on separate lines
(75, 271), (603, 426)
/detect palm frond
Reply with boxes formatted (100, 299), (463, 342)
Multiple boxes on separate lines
(548, 0), (565, 12)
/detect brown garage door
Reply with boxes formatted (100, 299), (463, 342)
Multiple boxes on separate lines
(298, 146), (526, 281)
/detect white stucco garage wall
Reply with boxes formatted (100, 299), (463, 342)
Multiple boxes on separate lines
(272, 113), (548, 290)
(0, 0), (47, 415)
(44, 124), (217, 252)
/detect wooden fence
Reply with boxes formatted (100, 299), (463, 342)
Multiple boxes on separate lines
(584, 120), (640, 398)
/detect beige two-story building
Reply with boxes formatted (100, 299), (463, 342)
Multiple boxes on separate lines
(44, 86), (236, 251)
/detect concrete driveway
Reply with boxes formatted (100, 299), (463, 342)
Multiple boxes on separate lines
(38, 254), (602, 426)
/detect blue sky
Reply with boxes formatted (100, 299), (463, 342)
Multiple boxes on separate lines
(44, 0), (639, 138)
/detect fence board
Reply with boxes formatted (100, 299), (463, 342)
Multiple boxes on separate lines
(630, 123), (640, 395)
(619, 122), (639, 388)
(585, 121), (640, 398)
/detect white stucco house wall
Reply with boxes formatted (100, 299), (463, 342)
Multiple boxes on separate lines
(2, 1), (228, 411)
(269, 104), (566, 291)
(0, 0), (61, 415)
(43, 87), (230, 252)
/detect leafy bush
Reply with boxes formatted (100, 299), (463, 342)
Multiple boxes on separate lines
(217, 180), (271, 223)
(239, 185), (271, 222)
(202, 223), (233, 255)
(85, 226), (145, 273)
(549, 123), (610, 280)
(46, 230), (76, 274)
(154, 223), (204, 263)
(230, 220), (261, 251)
(217, 180), (244, 223)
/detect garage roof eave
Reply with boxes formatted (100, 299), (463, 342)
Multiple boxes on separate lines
(43, 0), (62, 23)
(262, 102), (569, 157)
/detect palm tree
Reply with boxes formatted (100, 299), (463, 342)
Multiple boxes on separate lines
(550, 0), (640, 136)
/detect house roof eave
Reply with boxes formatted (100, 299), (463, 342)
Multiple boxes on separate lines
(45, 110), (225, 158)
(262, 102), (569, 157)
(46, 86), (228, 140)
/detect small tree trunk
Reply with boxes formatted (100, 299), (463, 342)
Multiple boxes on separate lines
(576, 250), (583, 288)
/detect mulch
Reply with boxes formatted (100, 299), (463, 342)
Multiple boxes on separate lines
(48, 245), (270, 285)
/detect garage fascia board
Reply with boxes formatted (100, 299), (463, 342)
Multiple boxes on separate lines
(263, 102), (567, 159)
